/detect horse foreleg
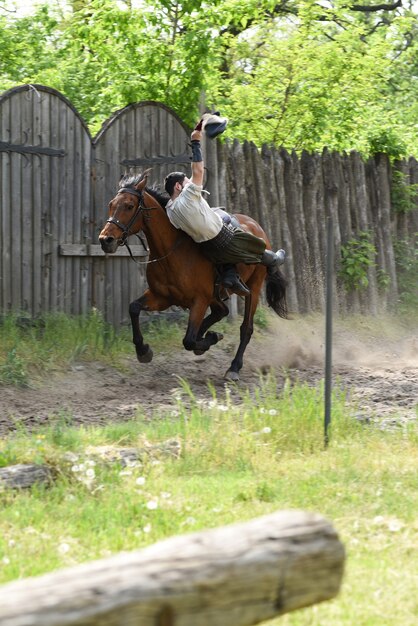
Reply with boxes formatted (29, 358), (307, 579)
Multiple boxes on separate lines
(225, 294), (257, 381)
(129, 290), (170, 363)
(183, 300), (224, 354)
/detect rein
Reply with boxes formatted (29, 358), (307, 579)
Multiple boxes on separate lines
(107, 186), (182, 265)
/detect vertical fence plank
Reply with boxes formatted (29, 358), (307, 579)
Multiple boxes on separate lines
(347, 152), (379, 315)
(32, 89), (43, 316)
(281, 148), (311, 312)
(300, 150), (325, 311)
(10, 101), (23, 312)
(373, 154), (399, 308)
(270, 147), (298, 311)
(322, 149), (342, 313)
(0, 94), (12, 312)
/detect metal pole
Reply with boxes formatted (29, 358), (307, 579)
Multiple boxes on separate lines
(324, 216), (334, 447)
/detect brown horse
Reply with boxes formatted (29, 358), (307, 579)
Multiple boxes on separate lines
(99, 171), (287, 381)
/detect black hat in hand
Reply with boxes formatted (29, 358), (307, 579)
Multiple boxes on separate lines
(201, 112), (228, 139)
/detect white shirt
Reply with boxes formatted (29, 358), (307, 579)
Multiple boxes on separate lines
(166, 182), (223, 243)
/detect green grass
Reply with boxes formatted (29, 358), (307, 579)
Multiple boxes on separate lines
(0, 310), (417, 624)
(0, 374), (417, 625)
(0, 311), (189, 385)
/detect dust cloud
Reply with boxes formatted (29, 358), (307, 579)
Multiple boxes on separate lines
(254, 313), (418, 372)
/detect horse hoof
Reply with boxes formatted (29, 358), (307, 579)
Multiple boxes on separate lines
(224, 369), (240, 382)
(137, 346), (153, 363)
(194, 349), (206, 356)
(206, 331), (224, 345)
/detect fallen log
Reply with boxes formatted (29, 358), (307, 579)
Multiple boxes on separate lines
(0, 509), (345, 626)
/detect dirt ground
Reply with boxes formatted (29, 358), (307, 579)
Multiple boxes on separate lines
(0, 315), (417, 436)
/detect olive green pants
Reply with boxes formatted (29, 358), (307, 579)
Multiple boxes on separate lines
(200, 229), (266, 265)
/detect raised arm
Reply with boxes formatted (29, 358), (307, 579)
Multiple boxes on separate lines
(190, 126), (204, 187)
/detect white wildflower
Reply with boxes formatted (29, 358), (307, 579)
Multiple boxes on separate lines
(85, 468), (95, 479)
(143, 524), (152, 533)
(217, 404), (229, 412)
(261, 426), (272, 434)
(2, 556), (10, 565)
(58, 543), (70, 555)
(268, 409), (277, 416)
(135, 476), (146, 486)
(119, 470), (132, 476)
(388, 519), (403, 532)
(146, 500), (158, 510)
(161, 491), (171, 499)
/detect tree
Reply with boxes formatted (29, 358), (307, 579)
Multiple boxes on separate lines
(0, 0), (417, 155)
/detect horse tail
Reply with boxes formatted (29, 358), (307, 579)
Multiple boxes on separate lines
(265, 269), (288, 319)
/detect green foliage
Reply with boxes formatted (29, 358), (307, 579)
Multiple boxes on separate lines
(0, 347), (29, 387)
(391, 169), (418, 214)
(376, 268), (391, 292)
(1, 0), (418, 154)
(368, 129), (408, 160)
(338, 231), (377, 291)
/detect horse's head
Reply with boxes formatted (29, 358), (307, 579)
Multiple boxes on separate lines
(99, 170), (153, 253)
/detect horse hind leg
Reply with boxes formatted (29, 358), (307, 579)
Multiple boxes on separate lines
(225, 279), (261, 381)
(183, 300), (224, 355)
(193, 301), (229, 355)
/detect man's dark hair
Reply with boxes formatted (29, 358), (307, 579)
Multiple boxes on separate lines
(164, 172), (186, 196)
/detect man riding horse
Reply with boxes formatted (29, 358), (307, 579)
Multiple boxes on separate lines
(164, 113), (286, 296)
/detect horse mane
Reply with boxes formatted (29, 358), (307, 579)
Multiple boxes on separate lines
(119, 173), (169, 209)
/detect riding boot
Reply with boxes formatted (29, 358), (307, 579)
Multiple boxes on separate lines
(261, 249), (286, 272)
(220, 265), (250, 296)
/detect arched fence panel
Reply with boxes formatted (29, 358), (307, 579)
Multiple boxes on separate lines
(0, 84), (92, 317)
(91, 101), (191, 325)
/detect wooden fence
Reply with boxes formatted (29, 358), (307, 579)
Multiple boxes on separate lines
(0, 509), (345, 626)
(1, 83), (417, 325)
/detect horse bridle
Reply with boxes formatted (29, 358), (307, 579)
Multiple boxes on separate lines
(106, 185), (183, 264)
(106, 186), (148, 245)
